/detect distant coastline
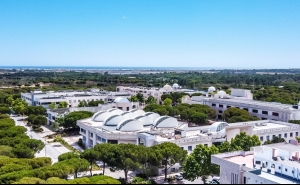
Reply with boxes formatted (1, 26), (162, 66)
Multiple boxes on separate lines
(0, 66), (286, 70)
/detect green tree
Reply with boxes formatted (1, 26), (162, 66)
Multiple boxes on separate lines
(93, 143), (117, 175)
(6, 95), (15, 107)
(12, 146), (34, 158)
(62, 111), (93, 129)
(190, 112), (208, 125)
(217, 141), (236, 153)
(136, 93), (144, 103)
(46, 177), (67, 184)
(12, 177), (45, 184)
(80, 149), (98, 176)
(49, 102), (56, 110)
(58, 102), (68, 108)
(163, 98), (172, 106)
(78, 100), (88, 107)
(223, 107), (259, 123)
(183, 144), (219, 182)
(145, 96), (156, 105)
(88, 100), (104, 107)
(263, 136), (285, 145)
(230, 132), (261, 151)
(151, 142), (187, 181)
(112, 144), (141, 182)
(128, 96), (139, 102)
(64, 158), (90, 178)
(58, 152), (80, 162)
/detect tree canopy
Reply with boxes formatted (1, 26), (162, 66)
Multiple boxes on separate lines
(222, 107), (259, 123)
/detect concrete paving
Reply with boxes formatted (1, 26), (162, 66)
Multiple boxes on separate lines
(63, 135), (84, 152)
(11, 115), (70, 164)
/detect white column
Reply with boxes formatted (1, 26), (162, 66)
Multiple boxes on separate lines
(86, 131), (90, 147)
(93, 133), (97, 147)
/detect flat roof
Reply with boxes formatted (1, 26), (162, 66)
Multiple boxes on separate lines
(272, 143), (300, 153)
(224, 154), (254, 168)
(253, 122), (289, 130)
(258, 171), (298, 184)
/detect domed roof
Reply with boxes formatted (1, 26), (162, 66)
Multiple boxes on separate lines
(208, 86), (216, 92)
(217, 90), (226, 96)
(163, 84), (173, 91)
(172, 83), (179, 88)
(120, 111), (136, 118)
(130, 109), (146, 116)
(107, 108), (124, 114)
(133, 115), (153, 126)
(153, 116), (178, 128)
(144, 112), (160, 121)
(116, 119), (144, 132)
(103, 115), (126, 126)
(92, 111), (117, 122)
(210, 122), (229, 132)
(113, 97), (130, 103)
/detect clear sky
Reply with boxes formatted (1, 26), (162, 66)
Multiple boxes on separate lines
(0, 0), (299, 68)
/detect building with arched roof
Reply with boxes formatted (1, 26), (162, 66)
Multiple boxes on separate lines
(116, 119), (144, 132)
(153, 116), (179, 128)
(130, 109), (146, 116)
(144, 112), (160, 122)
(133, 115), (153, 127)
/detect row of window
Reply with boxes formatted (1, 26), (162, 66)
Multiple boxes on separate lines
(212, 104), (279, 117)
(259, 132), (299, 141)
(181, 144), (208, 151)
(80, 128), (86, 134)
(68, 98), (104, 103)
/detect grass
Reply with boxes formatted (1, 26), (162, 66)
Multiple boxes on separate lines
(52, 136), (81, 153)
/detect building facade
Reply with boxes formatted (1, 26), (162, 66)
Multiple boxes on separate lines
(21, 89), (131, 108)
(212, 142), (300, 184)
(183, 88), (300, 122)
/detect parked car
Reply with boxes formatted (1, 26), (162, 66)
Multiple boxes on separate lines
(174, 174), (183, 180)
(211, 177), (220, 184)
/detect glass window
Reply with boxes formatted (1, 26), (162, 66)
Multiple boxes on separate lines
(291, 133), (293, 137)
(260, 136), (263, 141)
(101, 138), (106, 143)
(188, 146), (192, 151)
(69, 100), (71, 103)
(284, 133), (287, 138)
(74, 100), (76, 103)
(83, 136), (86, 141)
(279, 134), (281, 138)
(266, 136), (270, 140)
(296, 132), (299, 137)
(90, 133), (93, 137)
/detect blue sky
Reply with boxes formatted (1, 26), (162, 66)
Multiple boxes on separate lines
(0, 0), (299, 68)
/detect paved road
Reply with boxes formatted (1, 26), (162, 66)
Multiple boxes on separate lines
(11, 115), (70, 164)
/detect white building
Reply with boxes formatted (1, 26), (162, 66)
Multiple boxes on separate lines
(116, 84), (203, 103)
(21, 88), (132, 109)
(47, 98), (139, 125)
(211, 141), (300, 184)
(184, 88), (300, 122)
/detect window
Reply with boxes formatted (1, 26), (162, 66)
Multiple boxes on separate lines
(73, 100), (76, 103)
(260, 136), (263, 141)
(279, 166), (281, 169)
(227, 106), (231, 108)
(253, 109), (258, 113)
(272, 135), (275, 139)
(266, 136), (270, 140)
(279, 134), (281, 138)
(290, 133), (293, 137)
(180, 147), (184, 150)
(97, 136), (102, 141)
(243, 108), (249, 111)
(284, 133), (287, 138)
(171, 168), (175, 172)
(272, 112), (279, 116)
(101, 138), (106, 143)
(212, 103), (216, 107)
(83, 136), (86, 141)
(204, 144), (208, 147)
(188, 146), (192, 151)
(297, 132), (299, 137)
(69, 100), (71, 103)
(262, 111), (268, 115)
(219, 104), (223, 108)
(90, 133), (93, 137)
(219, 110), (223, 114)
(262, 118), (267, 120)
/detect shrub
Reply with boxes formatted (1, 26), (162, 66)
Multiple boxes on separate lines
(0, 114), (9, 119)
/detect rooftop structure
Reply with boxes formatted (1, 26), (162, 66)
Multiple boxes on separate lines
(21, 88), (131, 109)
(212, 142), (300, 184)
(183, 88), (300, 122)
